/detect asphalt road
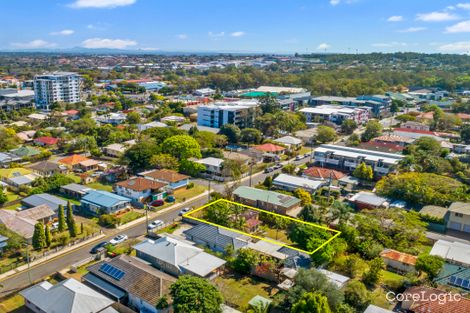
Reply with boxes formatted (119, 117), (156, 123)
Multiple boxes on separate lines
(0, 156), (311, 298)
(0, 196), (208, 298)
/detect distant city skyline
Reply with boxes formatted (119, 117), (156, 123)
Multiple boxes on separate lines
(1, 0), (470, 54)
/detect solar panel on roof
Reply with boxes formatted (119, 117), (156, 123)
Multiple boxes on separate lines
(462, 280), (470, 289)
(456, 278), (463, 286)
(450, 276), (457, 284)
(99, 263), (125, 281)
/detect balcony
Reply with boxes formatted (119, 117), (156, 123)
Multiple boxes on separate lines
(315, 157), (340, 165)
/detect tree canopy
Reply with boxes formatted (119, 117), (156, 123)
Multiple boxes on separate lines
(170, 275), (223, 313)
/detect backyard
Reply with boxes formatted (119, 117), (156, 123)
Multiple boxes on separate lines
(213, 273), (278, 310)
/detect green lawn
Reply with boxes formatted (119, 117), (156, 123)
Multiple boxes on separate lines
(174, 185), (206, 202)
(261, 227), (293, 245)
(118, 210), (144, 225)
(86, 182), (114, 192)
(65, 173), (81, 183)
(156, 222), (179, 234)
(0, 294), (25, 313)
(2, 203), (21, 211)
(213, 274), (276, 310)
(5, 191), (19, 202)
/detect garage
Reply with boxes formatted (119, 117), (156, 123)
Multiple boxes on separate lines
(463, 224), (470, 233)
(448, 221), (462, 231)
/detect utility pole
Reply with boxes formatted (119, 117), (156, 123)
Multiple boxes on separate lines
(25, 244), (32, 285)
(208, 179), (211, 202)
(249, 161), (254, 187)
(145, 204), (149, 236)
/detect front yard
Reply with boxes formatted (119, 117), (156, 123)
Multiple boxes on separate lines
(213, 273), (278, 310)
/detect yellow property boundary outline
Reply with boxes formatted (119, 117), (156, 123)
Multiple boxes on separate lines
(183, 199), (341, 255)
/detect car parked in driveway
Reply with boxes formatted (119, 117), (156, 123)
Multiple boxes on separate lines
(109, 234), (128, 245)
(264, 167), (274, 173)
(90, 241), (108, 254)
(147, 220), (164, 230)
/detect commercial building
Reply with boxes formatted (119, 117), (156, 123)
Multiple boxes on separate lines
(313, 144), (403, 176)
(310, 95), (391, 118)
(300, 105), (370, 125)
(197, 100), (258, 128)
(34, 72), (82, 109)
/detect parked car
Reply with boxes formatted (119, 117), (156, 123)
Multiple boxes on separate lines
(150, 199), (164, 207)
(90, 241), (108, 254)
(179, 207), (192, 216)
(295, 155), (302, 161)
(166, 195), (175, 203)
(264, 167), (274, 173)
(147, 220), (164, 230)
(273, 163), (283, 170)
(303, 153), (310, 158)
(110, 234), (128, 245)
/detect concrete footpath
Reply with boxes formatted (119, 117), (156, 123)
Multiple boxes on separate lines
(0, 190), (209, 282)
(0, 233), (105, 281)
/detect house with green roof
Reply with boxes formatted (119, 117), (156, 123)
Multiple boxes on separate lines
(10, 146), (41, 158)
(233, 186), (301, 214)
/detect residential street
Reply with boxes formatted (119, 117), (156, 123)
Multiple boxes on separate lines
(0, 195), (208, 298)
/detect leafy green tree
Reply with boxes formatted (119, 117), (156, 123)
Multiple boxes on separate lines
(288, 268), (344, 310)
(45, 224), (52, 247)
(282, 163), (296, 175)
(341, 119), (357, 135)
(240, 128), (263, 144)
(203, 201), (232, 227)
(150, 153), (179, 170)
(0, 128), (20, 150)
(376, 172), (469, 206)
(57, 205), (66, 232)
(259, 94), (280, 114)
(179, 159), (205, 176)
(126, 112), (141, 124)
(219, 124), (241, 144)
(292, 292), (332, 313)
(316, 126), (337, 143)
(352, 162), (373, 181)
(32, 222), (46, 250)
(461, 124), (470, 144)
(263, 176), (273, 188)
(415, 254), (444, 279)
(66, 202), (77, 238)
(0, 189), (7, 205)
(362, 258), (384, 287)
(122, 141), (160, 172)
(293, 188), (312, 206)
(232, 249), (260, 274)
(170, 275), (223, 313)
(344, 280), (370, 311)
(155, 295), (169, 310)
(162, 135), (202, 159)
(361, 120), (382, 142)
(346, 133), (360, 146)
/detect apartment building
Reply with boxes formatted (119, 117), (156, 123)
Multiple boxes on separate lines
(34, 72), (82, 109)
(313, 144), (404, 176)
(197, 100), (258, 128)
(300, 105), (371, 125)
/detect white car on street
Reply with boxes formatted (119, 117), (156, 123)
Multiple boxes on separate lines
(109, 234), (128, 245)
(147, 220), (164, 230)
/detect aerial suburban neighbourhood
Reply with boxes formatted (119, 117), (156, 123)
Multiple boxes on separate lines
(0, 1), (470, 313)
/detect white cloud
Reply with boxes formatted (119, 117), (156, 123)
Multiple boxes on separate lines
(176, 34), (188, 40)
(11, 40), (56, 49)
(140, 47), (159, 51)
(387, 15), (404, 22)
(438, 41), (470, 52)
(208, 31), (225, 38)
(416, 11), (459, 22)
(372, 42), (407, 48)
(69, 0), (136, 9)
(399, 27), (427, 33)
(457, 3), (470, 10)
(81, 38), (137, 49)
(230, 31), (245, 37)
(446, 20), (470, 33)
(317, 43), (331, 50)
(50, 29), (75, 36)
(330, 0), (340, 6)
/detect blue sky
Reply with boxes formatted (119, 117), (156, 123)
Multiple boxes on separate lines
(1, 0), (470, 53)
